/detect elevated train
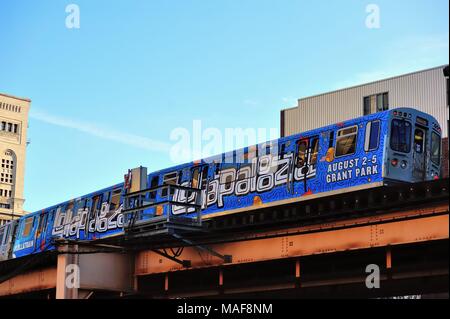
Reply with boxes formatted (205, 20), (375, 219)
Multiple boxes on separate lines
(0, 108), (442, 262)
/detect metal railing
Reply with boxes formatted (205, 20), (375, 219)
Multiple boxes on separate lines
(122, 184), (203, 233)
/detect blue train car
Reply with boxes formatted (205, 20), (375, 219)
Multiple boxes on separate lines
(1, 107), (442, 261)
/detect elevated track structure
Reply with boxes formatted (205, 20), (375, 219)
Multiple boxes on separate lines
(0, 178), (448, 299)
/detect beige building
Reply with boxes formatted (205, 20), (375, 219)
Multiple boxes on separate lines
(0, 93), (30, 225)
(281, 65), (449, 138)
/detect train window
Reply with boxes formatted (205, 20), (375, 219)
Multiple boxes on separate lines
(201, 166), (209, 188)
(214, 163), (220, 175)
(364, 120), (381, 152)
(248, 145), (258, 161)
(310, 138), (319, 165)
(37, 213), (48, 236)
(162, 172), (178, 197)
(75, 199), (86, 214)
(0, 227), (5, 245)
(90, 195), (101, 219)
(431, 132), (441, 165)
(335, 126), (358, 157)
(237, 165), (251, 181)
(37, 214), (44, 233)
(150, 176), (159, 189)
(110, 189), (122, 211)
(296, 137), (319, 167)
(5, 225), (9, 243)
(22, 217), (34, 237)
(224, 174), (233, 189)
(390, 120), (411, 153)
(328, 131), (335, 148)
(296, 140), (308, 168)
(149, 176), (159, 199)
(280, 143), (286, 155)
(192, 168), (199, 189)
(413, 129), (425, 154)
(416, 117), (429, 127)
(259, 143), (272, 157)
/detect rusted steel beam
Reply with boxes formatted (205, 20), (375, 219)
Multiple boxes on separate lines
(136, 211), (449, 276)
(0, 267), (56, 297)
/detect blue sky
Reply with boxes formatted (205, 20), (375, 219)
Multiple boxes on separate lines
(0, 0), (448, 212)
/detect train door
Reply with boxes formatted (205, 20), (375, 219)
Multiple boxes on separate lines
(185, 164), (208, 212)
(35, 211), (49, 252)
(46, 209), (56, 247)
(191, 165), (209, 191)
(0, 224), (9, 260)
(295, 136), (319, 193)
(412, 126), (427, 180)
(88, 194), (102, 236)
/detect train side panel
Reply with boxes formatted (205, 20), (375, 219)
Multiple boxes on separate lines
(167, 111), (389, 218)
(11, 184), (128, 259)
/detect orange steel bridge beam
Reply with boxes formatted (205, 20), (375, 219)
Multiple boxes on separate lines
(0, 267), (56, 297)
(135, 204), (449, 276)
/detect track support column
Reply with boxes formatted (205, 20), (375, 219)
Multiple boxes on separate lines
(56, 243), (79, 299)
(295, 258), (301, 288)
(386, 247), (392, 280)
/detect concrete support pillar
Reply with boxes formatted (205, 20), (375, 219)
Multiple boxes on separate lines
(56, 244), (79, 299)
(56, 243), (134, 299)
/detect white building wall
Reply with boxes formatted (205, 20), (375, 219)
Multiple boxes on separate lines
(283, 65), (448, 137)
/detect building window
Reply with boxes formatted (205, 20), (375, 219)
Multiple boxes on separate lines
(1, 151), (15, 185)
(364, 92), (389, 115)
(0, 122), (19, 133)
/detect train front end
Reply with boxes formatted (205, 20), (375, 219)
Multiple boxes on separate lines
(385, 107), (442, 183)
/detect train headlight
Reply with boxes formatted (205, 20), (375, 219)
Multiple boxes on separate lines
(401, 160), (408, 169)
(391, 159), (399, 167)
